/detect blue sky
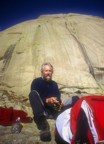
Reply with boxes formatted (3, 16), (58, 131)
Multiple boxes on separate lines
(0, 0), (104, 31)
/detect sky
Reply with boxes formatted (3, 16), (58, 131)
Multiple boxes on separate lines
(0, 0), (104, 31)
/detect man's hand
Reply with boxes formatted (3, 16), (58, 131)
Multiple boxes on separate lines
(46, 97), (59, 104)
(46, 97), (64, 111)
(60, 102), (64, 108)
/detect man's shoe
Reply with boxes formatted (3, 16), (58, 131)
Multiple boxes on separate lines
(34, 115), (51, 141)
(39, 119), (51, 141)
(40, 130), (51, 141)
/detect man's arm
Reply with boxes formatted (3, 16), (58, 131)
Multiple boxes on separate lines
(45, 82), (63, 108)
(31, 79), (38, 91)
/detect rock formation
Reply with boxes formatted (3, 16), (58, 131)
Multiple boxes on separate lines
(0, 13), (104, 144)
(0, 13), (104, 110)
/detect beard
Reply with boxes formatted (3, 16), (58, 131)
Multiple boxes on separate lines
(45, 75), (52, 82)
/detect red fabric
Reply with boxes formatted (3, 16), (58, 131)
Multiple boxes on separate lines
(0, 107), (31, 126)
(83, 95), (104, 140)
(70, 95), (104, 143)
(70, 98), (82, 140)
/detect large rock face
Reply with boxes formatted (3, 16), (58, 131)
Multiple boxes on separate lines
(0, 13), (104, 109)
(0, 13), (104, 144)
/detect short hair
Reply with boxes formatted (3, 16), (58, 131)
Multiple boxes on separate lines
(41, 62), (53, 72)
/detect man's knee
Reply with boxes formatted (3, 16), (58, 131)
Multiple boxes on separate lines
(29, 90), (44, 108)
(29, 90), (39, 100)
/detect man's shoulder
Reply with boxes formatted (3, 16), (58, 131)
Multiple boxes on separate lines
(32, 77), (42, 83)
(51, 80), (58, 85)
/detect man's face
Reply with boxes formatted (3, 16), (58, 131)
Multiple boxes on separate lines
(42, 65), (53, 81)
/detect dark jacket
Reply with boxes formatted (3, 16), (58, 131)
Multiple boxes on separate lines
(31, 77), (61, 103)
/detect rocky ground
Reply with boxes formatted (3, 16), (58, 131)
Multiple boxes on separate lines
(0, 91), (70, 144)
(0, 119), (56, 144)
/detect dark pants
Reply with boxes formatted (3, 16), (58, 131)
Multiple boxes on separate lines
(29, 90), (59, 131)
(29, 91), (52, 141)
(29, 90), (58, 119)
(29, 90), (48, 130)
(29, 90), (46, 117)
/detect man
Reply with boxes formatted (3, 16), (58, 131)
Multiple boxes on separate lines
(29, 62), (62, 142)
